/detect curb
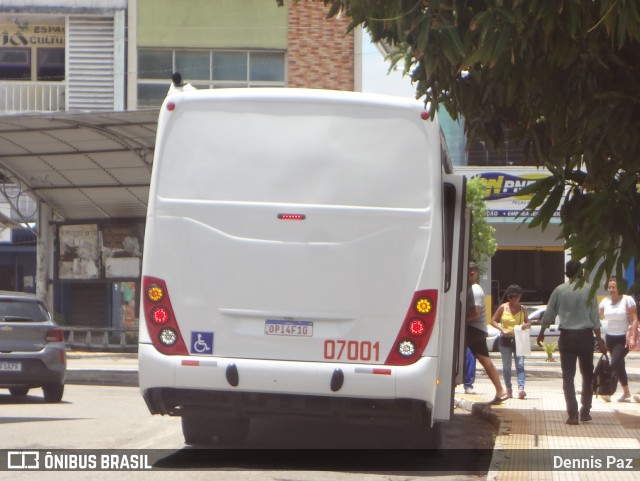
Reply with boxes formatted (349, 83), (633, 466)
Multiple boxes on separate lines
(66, 369), (138, 387)
(455, 397), (501, 429)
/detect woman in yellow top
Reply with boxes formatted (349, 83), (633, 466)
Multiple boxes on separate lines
(491, 284), (531, 399)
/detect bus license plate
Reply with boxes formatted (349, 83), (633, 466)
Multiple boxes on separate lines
(265, 320), (313, 337)
(0, 361), (21, 371)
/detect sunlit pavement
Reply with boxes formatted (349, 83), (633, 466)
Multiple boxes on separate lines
(66, 351), (640, 479)
(457, 353), (640, 480)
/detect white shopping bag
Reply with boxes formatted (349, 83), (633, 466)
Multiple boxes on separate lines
(514, 325), (531, 357)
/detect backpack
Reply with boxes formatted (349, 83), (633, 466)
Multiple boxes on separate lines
(592, 353), (618, 397)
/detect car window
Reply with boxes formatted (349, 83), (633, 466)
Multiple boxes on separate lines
(500, 289), (543, 305)
(528, 311), (542, 323)
(525, 306), (539, 316)
(0, 300), (49, 322)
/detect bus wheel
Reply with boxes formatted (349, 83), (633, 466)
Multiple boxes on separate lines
(414, 421), (441, 449)
(424, 423), (442, 449)
(216, 416), (250, 445)
(182, 415), (250, 446)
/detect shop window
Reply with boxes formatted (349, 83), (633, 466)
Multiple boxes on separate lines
(212, 51), (246, 81)
(138, 49), (173, 80)
(249, 51), (285, 81)
(137, 48), (286, 108)
(176, 50), (210, 80)
(0, 48), (31, 80)
(137, 83), (171, 108)
(37, 48), (65, 81)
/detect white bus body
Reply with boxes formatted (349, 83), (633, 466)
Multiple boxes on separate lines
(139, 88), (469, 447)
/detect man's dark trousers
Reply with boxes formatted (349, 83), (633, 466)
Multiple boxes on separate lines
(558, 329), (595, 416)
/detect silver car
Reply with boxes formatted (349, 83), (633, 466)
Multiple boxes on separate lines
(0, 291), (66, 402)
(486, 304), (608, 353)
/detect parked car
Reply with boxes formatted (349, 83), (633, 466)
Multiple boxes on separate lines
(498, 288), (544, 306)
(486, 305), (560, 352)
(0, 291), (66, 402)
(487, 304), (609, 353)
(529, 305), (608, 351)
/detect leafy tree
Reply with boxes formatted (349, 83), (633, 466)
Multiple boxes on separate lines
(279, 0), (640, 295)
(467, 176), (497, 267)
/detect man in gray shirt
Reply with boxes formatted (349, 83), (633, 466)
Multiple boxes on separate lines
(537, 260), (606, 425)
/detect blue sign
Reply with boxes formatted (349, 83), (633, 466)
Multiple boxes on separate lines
(190, 331), (214, 355)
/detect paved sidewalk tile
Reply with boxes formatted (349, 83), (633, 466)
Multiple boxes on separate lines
(457, 381), (640, 481)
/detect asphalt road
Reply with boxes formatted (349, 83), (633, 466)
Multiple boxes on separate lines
(0, 383), (496, 480)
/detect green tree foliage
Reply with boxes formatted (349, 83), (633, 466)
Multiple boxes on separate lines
(467, 176), (497, 267)
(281, 0), (640, 295)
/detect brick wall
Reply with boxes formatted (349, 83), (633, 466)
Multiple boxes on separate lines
(288, 0), (354, 90)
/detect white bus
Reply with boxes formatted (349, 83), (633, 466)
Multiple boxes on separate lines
(139, 87), (469, 447)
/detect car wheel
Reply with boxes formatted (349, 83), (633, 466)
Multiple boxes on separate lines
(9, 387), (29, 397)
(43, 383), (64, 403)
(182, 415), (250, 446)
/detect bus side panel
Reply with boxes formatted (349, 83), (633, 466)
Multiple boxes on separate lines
(432, 175), (469, 422)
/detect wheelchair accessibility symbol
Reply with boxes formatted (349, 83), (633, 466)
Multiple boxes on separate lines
(190, 331), (214, 355)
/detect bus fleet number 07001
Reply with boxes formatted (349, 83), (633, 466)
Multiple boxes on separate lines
(323, 340), (380, 362)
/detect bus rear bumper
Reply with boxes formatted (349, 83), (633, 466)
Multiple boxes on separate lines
(143, 387), (431, 426)
(139, 343), (438, 424)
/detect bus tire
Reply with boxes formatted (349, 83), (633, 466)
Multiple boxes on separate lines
(415, 421), (441, 449)
(182, 415), (250, 446)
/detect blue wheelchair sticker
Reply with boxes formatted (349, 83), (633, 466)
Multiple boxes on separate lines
(190, 331), (214, 355)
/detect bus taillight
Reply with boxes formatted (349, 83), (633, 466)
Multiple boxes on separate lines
(384, 290), (437, 366)
(143, 276), (188, 355)
(408, 319), (426, 335)
(151, 306), (170, 325)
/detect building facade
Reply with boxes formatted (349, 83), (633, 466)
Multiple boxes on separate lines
(0, 0), (357, 332)
(2, 0), (613, 328)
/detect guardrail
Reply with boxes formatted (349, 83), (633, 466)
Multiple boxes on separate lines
(61, 326), (138, 352)
(0, 81), (66, 113)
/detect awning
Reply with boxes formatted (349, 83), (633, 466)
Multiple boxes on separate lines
(0, 109), (159, 223)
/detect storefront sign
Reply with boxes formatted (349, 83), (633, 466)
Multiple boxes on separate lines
(1, 19), (65, 47)
(458, 168), (562, 223)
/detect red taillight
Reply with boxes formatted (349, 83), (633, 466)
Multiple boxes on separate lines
(278, 213), (306, 220)
(408, 319), (426, 336)
(151, 306), (170, 325)
(384, 290), (437, 366)
(143, 276), (188, 355)
(46, 329), (64, 343)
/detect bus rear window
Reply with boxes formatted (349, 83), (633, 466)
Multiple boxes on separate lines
(156, 106), (435, 209)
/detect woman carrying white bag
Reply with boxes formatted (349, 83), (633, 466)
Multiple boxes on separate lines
(491, 284), (531, 399)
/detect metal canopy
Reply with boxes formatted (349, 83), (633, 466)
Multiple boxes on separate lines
(0, 109), (159, 222)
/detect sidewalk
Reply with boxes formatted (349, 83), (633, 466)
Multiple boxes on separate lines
(65, 350), (138, 386)
(459, 352), (640, 480)
(65, 350), (640, 478)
